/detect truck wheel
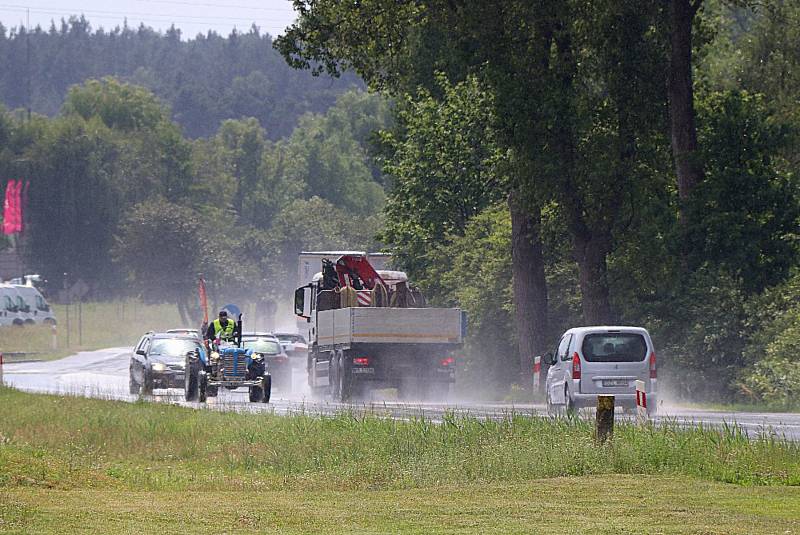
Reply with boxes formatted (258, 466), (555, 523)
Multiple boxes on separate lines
(262, 375), (272, 403)
(248, 385), (264, 402)
(185, 359), (198, 401)
(198, 372), (208, 403)
(329, 353), (340, 400)
(308, 355), (316, 389)
(337, 352), (352, 402)
(207, 386), (218, 397)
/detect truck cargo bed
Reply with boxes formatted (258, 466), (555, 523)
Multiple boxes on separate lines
(316, 307), (463, 348)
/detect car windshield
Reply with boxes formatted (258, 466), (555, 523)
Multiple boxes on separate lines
(242, 339), (281, 354)
(276, 334), (306, 344)
(581, 333), (647, 362)
(150, 338), (198, 357)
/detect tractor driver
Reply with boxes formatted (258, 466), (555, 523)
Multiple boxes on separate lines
(205, 309), (236, 342)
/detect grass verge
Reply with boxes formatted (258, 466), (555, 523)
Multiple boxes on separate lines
(0, 387), (798, 533)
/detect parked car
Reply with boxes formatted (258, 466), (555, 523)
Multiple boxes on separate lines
(241, 332), (292, 392)
(273, 332), (308, 368)
(12, 284), (56, 325)
(129, 332), (202, 395)
(544, 326), (657, 416)
(0, 285), (23, 326)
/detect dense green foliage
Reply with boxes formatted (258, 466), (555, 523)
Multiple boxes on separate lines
(0, 18), (362, 138)
(278, 0), (800, 404)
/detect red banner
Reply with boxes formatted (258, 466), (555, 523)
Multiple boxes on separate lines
(2, 180), (19, 235)
(12, 180), (23, 233)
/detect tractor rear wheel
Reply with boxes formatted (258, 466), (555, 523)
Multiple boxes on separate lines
(262, 375), (272, 403)
(198, 372), (208, 403)
(248, 384), (264, 402)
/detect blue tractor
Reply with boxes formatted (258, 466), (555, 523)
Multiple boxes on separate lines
(184, 315), (271, 403)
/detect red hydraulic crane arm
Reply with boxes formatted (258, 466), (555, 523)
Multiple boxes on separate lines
(335, 255), (386, 290)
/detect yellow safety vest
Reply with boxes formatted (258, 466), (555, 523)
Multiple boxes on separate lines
(212, 318), (236, 340)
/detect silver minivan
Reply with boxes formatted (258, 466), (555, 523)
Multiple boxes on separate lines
(545, 326), (657, 415)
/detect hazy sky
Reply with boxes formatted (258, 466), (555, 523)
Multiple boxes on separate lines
(0, 0), (298, 39)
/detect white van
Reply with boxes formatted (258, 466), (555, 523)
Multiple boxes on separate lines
(545, 326), (657, 415)
(0, 285), (24, 326)
(12, 284), (56, 325)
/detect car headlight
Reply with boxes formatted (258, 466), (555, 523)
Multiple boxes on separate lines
(252, 353), (264, 361)
(151, 362), (167, 372)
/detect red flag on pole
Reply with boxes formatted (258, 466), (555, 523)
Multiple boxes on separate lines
(12, 180), (23, 233)
(198, 277), (209, 326)
(2, 180), (16, 235)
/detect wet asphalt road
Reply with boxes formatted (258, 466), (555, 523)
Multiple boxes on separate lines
(2, 347), (800, 441)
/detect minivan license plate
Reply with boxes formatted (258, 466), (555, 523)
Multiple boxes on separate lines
(602, 379), (628, 387)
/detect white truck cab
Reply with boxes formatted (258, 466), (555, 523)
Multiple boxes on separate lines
(13, 284), (56, 324)
(0, 284), (24, 326)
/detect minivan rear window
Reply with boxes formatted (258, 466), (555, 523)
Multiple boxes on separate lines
(581, 333), (647, 362)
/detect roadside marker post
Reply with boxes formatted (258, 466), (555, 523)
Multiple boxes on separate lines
(596, 395), (615, 444)
(635, 380), (648, 423)
(533, 355), (541, 391)
(51, 324), (58, 350)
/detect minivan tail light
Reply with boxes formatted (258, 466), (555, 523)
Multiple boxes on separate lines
(571, 352), (581, 380)
(440, 356), (455, 367)
(353, 357), (370, 366)
(649, 351), (657, 379)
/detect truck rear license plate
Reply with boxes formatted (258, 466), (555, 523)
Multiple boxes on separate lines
(602, 379), (628, 387)
(352, 368), (375, 375)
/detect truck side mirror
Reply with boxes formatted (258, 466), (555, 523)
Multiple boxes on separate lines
(294, 286), (309, 318)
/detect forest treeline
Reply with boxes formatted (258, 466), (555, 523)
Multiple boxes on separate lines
(275, 0), (800, 405)
(0, 77), (389, 322)
(0, 17), (362, 138)
(2, 1), (800, 405)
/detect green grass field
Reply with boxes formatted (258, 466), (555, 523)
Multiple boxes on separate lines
(2, 476), (798, 534)
(0, 387), (798, 533)
(0, 300), (184, 361)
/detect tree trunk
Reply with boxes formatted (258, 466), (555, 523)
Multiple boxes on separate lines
(669, 0), (704, 203)
(509, 190), (549, 388)
(573, 231), (613, 325)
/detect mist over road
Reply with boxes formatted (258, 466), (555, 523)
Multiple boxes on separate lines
(3, 348), (800, 441)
